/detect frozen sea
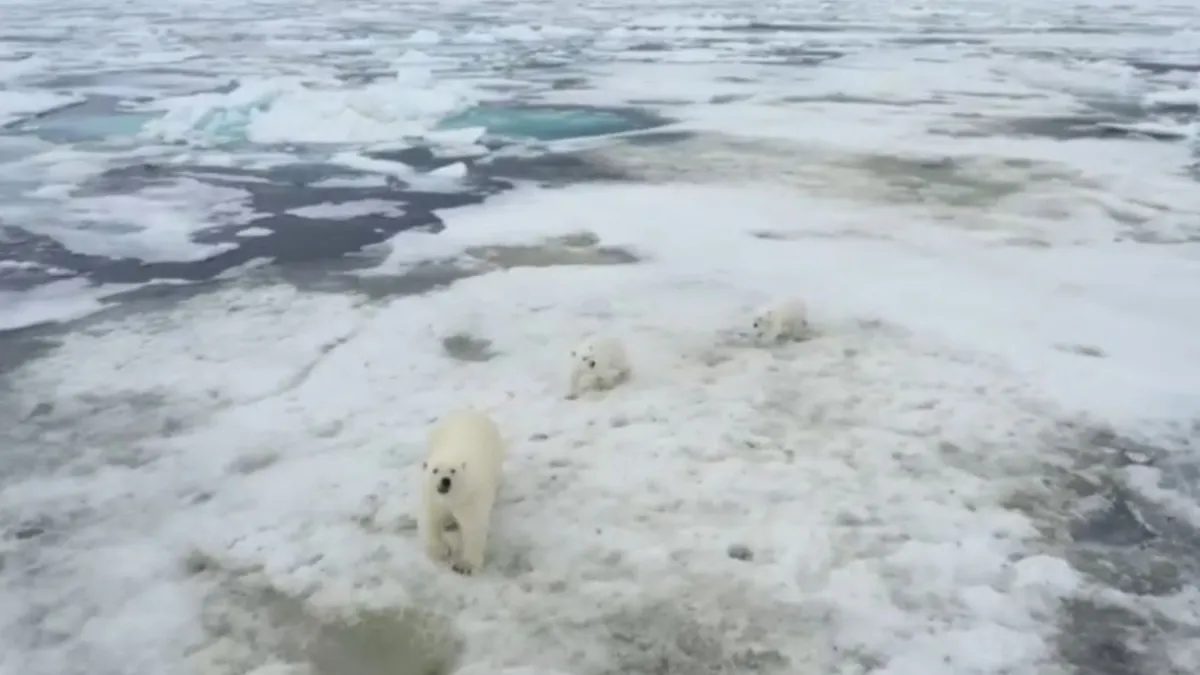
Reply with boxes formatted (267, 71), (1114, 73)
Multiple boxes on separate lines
(2, 0), (1200, 673)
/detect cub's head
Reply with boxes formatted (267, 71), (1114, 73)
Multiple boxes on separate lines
(570, 343), (599, 371)
(751, 310), (774, 343)
(422, 459), (468, 499)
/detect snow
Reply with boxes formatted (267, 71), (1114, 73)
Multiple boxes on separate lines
(8, 181), (1200, 674)
(3, 1), (1200, 674)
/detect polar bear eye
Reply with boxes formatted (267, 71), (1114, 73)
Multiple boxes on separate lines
(448, 468), (456, 475)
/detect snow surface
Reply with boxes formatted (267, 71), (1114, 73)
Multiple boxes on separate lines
(3, 0), (1200, 674)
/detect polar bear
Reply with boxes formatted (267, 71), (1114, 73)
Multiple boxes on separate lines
(419, 409), (506, 576)
(566, 335), (632, 399)
(751, 297), (809, 344)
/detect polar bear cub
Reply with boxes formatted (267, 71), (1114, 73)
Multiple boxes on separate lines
(419, 409), (506, 576)
(567, 335), (632, 399)
(752, 297), (810, 344)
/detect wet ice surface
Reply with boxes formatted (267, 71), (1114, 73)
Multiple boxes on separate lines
(3, 0), (1200, 674)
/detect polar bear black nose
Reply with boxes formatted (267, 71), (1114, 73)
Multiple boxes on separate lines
(437, 476), (452, 494)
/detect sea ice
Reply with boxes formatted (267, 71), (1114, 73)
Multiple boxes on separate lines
(7, 182), (1198, 675)
(0, 91), (83, 126)
(4, 2), (1200, 674)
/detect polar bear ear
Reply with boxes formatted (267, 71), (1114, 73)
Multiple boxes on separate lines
(460, 461), (467, 469)
(422, 461), (427, 469)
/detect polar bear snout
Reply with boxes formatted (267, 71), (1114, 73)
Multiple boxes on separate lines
(437, 476), (452, 494)
(751, 316), (767, 339)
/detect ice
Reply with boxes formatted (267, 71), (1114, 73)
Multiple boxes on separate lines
(327, 153), (466, 191)
(1122, 466), (1200, 527)
(404, 29), (443, 46)
(0, 55), (55, 83)
(0, 91), (83, 126)
(1146, 88), (1200, 109)
(485, 25), (591, 42)
(0, 278), (123, 332)
(236, 227), (273, 238)
(5, 0), (1200, 673)
(286, 200), (407, 220)
(7, 177), (1200, 674)
(143, 68), (481, 146)
(420, 125), (487, 148)
(10, 178), (255, 263)
(329, 151), (417, 179)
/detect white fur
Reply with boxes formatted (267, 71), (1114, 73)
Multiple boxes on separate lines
(567, 335), (632, 399)
(419, 409), (506, 576)
(752, 297), (809, 344)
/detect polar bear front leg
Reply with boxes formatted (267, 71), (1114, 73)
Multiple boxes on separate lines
(568, 368), (595, 400)
(567, 368), (583, 400)
(764, 318), (785, 344)
(450, 502), (492, 576)
(420, 503), (453, 563)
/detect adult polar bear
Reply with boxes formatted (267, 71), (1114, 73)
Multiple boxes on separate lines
(419, 408), (507, 576)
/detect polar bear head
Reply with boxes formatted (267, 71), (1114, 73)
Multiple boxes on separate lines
(422, 458), (470, 500)
(751, 309), (779, 343)
(570, 343), (600, 372)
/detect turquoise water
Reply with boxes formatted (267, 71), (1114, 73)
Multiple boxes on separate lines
(438, 104), (663, 141)
(6, 99), (664, 145)
(5, 97), (158, 144)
